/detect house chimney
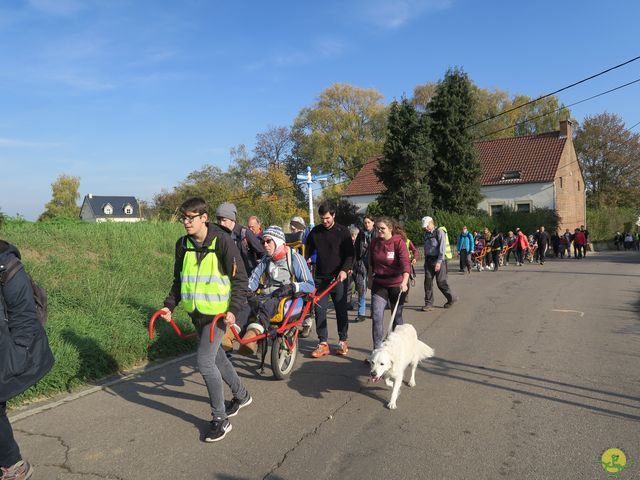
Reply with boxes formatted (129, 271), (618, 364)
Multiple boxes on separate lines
(559, 120), (572, 139)
(88, 193), (93, 199)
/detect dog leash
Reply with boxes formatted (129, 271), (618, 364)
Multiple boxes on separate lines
(385, 292), (403, 339)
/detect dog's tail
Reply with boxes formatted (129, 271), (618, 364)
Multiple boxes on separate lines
(417, 340), (435, 361)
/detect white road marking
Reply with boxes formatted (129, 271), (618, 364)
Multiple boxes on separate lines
(552, 309), (585, 317)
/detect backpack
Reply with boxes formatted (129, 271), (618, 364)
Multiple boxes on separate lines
(0, 257), (48, 326)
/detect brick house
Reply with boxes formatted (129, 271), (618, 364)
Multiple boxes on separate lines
(342, 120), (586, 232)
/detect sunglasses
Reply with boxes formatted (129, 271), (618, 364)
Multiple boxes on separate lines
(262, 238), (274, 245)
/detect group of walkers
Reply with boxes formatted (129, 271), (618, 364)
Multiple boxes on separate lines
(457, 224), (592, 273)
(614, 231), (640, 251)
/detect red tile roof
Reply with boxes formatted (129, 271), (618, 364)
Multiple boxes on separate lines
(342, 155), (386, 196)
(477, 132), (566, 186)
(342, 132), (567, 196)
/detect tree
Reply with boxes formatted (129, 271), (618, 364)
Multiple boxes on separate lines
(413, 82), (572, 140)
(428, 67), (482, 213)
(39, 174), (81, 221)
(253, 126), (293, 168)
(291, 83), (388, 179)
(574, 112), (640, 208)
(377, 98), (434, 220)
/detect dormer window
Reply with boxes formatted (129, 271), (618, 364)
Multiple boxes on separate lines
(123, 204), (133, 215)
(501, 170), (521, 181)
(103, 203), (113, 215)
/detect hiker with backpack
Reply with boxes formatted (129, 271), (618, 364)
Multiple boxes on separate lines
(227, 226), (314, 356)
(1, 240), (54, 480)
(215, 202), (265, 275)
(420, 216), (456, 311)
(160, 197), (251, 443)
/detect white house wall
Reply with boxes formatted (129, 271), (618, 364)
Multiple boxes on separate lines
(478, 182), (554, 212)
(343, 194), (380, 213)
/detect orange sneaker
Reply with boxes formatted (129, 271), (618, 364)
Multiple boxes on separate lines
(335, 341), (349, 356)
(311, 342), (330, 358)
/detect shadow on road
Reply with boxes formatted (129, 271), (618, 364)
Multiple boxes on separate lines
(422, 358), (640, 421)
(104, 358), (213, 437)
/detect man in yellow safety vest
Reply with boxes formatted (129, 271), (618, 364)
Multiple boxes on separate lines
(159, 197), (251, 443)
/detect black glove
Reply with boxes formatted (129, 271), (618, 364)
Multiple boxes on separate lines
(271, 283), (295, 298)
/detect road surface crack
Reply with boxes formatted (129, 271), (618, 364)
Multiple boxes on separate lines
(14, 429), (125, 480)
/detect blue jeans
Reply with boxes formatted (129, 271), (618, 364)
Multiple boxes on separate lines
(195, 318), (248, 420)
(358, 282), (367, 317)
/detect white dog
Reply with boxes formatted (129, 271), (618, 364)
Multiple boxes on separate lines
(369, 324), (434, 409)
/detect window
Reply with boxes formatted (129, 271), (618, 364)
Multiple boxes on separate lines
(103, 203), (113, 215)
(577, 181), (581, 191)
(516, 203), (531, 213)
(500, 170), (521, 181)
(559, 177), (563, 188)
(123, 204), (133, 215)
(489, 204), (503, 216)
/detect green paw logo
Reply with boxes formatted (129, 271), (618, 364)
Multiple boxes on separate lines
(600, 448), (629, 477)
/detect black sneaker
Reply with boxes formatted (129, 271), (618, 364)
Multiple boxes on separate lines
(443, 297), (458, 309)
(225, 394), (252, 418)
(205, 418), (232, 442)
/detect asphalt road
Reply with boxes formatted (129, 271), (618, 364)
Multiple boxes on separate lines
(10, 251), (640, 480)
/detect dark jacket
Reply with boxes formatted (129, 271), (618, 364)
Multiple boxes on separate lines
(0, 241), (54, 403)
(226, 223), (265, 275)
(305, 222), (354, 279)
(163, 223), (249, 317)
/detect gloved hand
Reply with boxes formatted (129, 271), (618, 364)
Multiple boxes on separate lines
(271, 283), (295, 298)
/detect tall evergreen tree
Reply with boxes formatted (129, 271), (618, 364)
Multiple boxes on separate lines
(428, 67), (482, 213)
(376, 98), (433, 220)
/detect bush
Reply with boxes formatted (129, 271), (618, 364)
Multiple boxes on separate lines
(587, 207), (639, 241)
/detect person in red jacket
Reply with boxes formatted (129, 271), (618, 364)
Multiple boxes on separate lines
(515, 228), (529, 266)
(368, 217), (410, 351)
(573, 228), (586, 259)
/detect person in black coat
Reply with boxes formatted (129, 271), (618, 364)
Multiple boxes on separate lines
(0, 240), (54, 479)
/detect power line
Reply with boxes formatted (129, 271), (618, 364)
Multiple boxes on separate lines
(476, 77), (640, 140)
(466, 54), (640, 130)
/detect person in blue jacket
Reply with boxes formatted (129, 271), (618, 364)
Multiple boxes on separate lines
(456, 226), (474, 274)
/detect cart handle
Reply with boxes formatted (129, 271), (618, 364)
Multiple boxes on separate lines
(312, 278), (341, 303)
(149, 310), (197, 340)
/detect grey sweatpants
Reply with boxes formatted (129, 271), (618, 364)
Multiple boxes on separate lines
(196, 320), (248, 420)
(423, 258), (453, 307)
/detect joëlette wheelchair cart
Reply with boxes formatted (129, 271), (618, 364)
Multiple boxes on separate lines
(149, 279), (339, 380)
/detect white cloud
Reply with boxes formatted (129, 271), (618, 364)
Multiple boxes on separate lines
(44, 72), (117, 91)
(0, 137), (62, 148)
(360, 0), (452, 29)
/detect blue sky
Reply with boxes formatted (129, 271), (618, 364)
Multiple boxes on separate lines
(1, 0), (639, 220)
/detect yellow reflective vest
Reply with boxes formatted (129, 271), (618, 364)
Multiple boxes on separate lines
(180, 237), (231, 315)
(439, 226), (454, 261)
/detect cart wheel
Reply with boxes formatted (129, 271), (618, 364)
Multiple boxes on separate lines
(271, 330), (298, 379)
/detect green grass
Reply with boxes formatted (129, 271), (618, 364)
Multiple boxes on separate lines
(2, 220), (199, 406)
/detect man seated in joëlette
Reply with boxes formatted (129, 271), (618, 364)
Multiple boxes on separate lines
(228, 226), (314, 355)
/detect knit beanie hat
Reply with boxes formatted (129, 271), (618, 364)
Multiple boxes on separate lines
(263, 225), (286, 250)
(290, 216), (306, 230)
(215, 202), (237, 221)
